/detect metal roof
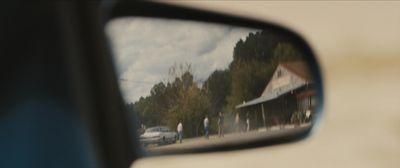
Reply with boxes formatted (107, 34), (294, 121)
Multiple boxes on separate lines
(235, 84), (305, 109)
(235, 94), (277, 109)
(235, 61), (311, 109)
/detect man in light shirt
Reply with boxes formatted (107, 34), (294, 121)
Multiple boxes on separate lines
(246, 116), (250, 132)
(177, 121), (183, 143)
(204, 115), (209, 139)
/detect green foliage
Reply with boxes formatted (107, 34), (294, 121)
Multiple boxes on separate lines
(271, 42), (302, 67)
(225, 60), (274, 114)
(165, 76), (211, 137)
(231, 31), (290, 66)
(203, 70), (231, 116)
(132, 64), (211, 138)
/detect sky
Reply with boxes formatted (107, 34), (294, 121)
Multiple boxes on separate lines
(106, 17), (257, 103)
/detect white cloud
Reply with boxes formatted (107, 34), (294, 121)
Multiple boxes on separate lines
(106, 17), (257, 102)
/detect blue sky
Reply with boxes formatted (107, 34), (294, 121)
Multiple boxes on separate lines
(106, 17), (257, 102)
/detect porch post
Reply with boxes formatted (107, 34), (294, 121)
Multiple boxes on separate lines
(261, 104), (266, 128)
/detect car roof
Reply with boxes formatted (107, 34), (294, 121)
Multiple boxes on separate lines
(148, 126), (168, 129)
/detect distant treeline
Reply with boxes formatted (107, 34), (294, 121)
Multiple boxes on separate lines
(125, 30), (302, 137)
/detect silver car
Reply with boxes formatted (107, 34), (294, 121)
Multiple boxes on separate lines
(140, 126), (177, 146)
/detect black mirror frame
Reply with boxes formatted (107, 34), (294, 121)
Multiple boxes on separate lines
(101, 1), (324, 157)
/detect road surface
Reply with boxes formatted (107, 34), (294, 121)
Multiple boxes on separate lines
(145, 124), (311, 154)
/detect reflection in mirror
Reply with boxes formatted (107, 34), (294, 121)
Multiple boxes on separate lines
(106, 17), (317, 154)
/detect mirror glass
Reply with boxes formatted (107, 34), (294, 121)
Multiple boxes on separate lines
(106, 17), (318, 154)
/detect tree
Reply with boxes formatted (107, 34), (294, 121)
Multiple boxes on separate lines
(203, 69), (231, 116)
(231, 30), (291, 68)
(270, 42), (302, 67)
(131, 63), (211, 138)
(225, 60), (273, 114)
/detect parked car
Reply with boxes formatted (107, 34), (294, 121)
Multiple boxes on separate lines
(140, 126), (177, 146)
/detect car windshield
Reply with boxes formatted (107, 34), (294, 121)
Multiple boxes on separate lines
(146, 127), (160, 132)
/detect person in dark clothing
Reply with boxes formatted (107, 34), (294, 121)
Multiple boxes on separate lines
(218, 112), (224, 137)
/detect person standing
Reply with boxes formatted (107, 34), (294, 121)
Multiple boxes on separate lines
(140, 124), (146, 135)
(204, 115), (209, 139)
(218, 112), (224, 137)
(234, 112), (240, 132)
(305, 109), (312, 122)
(177, 121), (183, 143)
(246, 115), (250, 132)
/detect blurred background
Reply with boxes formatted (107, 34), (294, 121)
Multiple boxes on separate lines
(132, 1), (400, 168)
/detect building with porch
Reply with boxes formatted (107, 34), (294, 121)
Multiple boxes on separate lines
(235, 61), (315, 131)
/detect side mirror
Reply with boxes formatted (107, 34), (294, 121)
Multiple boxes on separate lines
(105, 1), (323, 156)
